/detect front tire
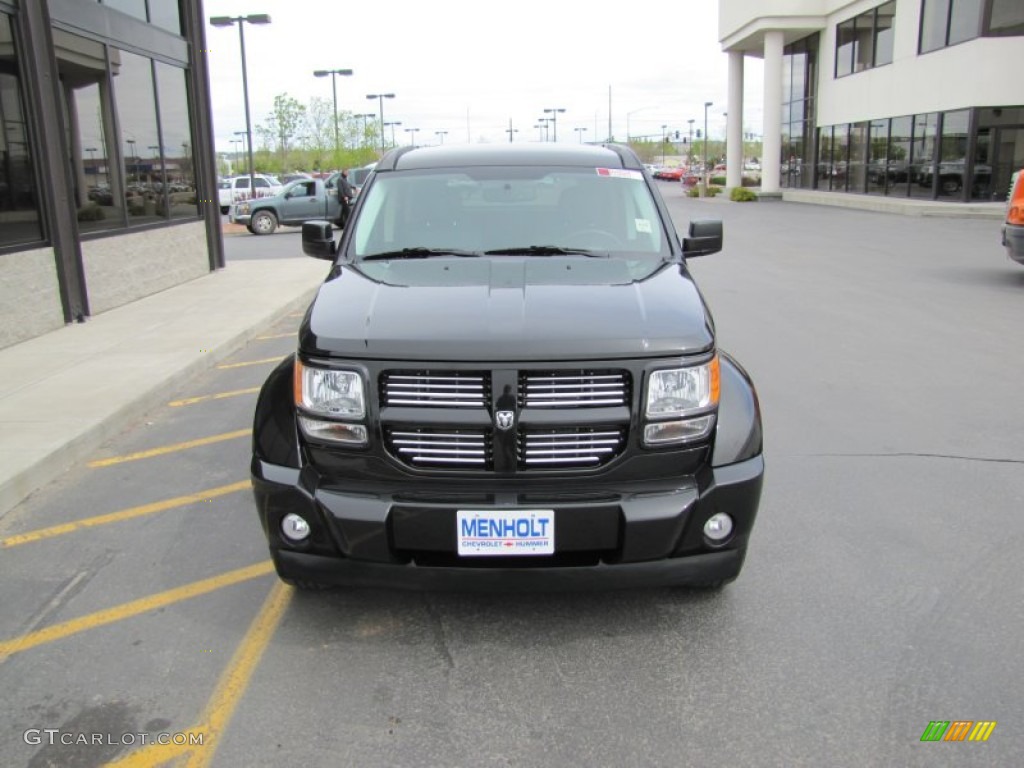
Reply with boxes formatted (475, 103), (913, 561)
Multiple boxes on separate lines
(251, 210), (278, 235)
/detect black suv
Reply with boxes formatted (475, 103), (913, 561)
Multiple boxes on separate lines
(252, 143), (763, 591)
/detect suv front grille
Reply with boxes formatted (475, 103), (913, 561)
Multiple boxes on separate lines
(380, 367), (631, 473)
(519, 370), (629, 408)
(381, 371), (490, 407)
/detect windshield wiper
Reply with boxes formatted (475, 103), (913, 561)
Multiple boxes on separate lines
(483, 245), (607, 257)
(361, 247), (480, 261)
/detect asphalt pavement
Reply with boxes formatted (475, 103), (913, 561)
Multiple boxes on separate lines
(1, 195), (1021, 767)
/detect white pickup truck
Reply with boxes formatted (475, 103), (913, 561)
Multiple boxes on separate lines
(217, 174), (283, 214)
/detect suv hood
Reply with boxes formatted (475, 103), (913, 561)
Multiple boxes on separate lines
(301, 258), (714, 361)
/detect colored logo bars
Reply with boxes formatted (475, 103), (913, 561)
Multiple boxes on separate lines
(920, 721), (997, 742)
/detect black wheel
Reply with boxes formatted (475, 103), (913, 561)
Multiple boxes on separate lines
(220, 206), (229, 215)
(250, 210), (278, 235)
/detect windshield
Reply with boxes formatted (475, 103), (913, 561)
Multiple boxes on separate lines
(349, 166), (671, 264)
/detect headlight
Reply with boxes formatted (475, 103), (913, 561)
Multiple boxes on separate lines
(234, 202), (251, 215)
(294, 360), (365, 419)
(643, 357), (720, 446)
(645, 357), (720, 418)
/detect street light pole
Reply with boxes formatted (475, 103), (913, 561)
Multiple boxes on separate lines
(575, 127), (588, 143)
(543, 108), (566, 142)
(435, 130), (448, 144)
(233, 131), (249, 172)
(703, 101), (713, 197)
(687, 119), (695, 163)
(506, 119), (518, 143)
(210, 14), (271, 203)
(366, 93), (395, 154)
(383, 121), (402, 148)
(661, 124), (668, 165)
(404, 127), (420, 147)
(314, 68), (354, 155)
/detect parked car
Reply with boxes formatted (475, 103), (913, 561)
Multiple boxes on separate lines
(1003, 169), (1024, 265)
(218, 174), (283, 214)
(655, 166), (687, 181)
(230, 177), (340, 235)
(251, 142), (764, 592)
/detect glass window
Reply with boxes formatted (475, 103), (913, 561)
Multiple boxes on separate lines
(836, 19), (855, 77)
(111, 49), (161, 225)
(817, 127), (834, 190)
(833, 124), (851, 191)
(867, 119), (890, 195)
(56, 29), (125, 232)
(848, 122), (869, 193)
(101, 0), (147, 23)
(948, 0), (984, 44)
(972, 128), (991, 200)
(149, 2), (182, 35)
(154, 61), (197, 220)
(920, 0), (951, 52)
(853, 15), (875, 72)
(938, 109), (970, 198)
(791, 50), (808, 101)
(909, 113), (939, 199)
(987, 0), (1024, 35)
(875, 2), (896, 65)
(351, 168), (670, 263)
(889, 116), (913, 197)
(0, 14), (43, 247)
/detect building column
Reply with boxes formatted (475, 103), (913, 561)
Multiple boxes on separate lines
(726, 51), (744, 190)
(762, 30), (785, 193)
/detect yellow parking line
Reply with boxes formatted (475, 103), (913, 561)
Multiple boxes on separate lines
(0, 561), (274, 659)
(87, 430), (250, 468)
(1, 481), (250, 548)
(184, 583), (292, 768)
(216, 357), (280, 370)
(255, 332), (294, 341)
(168, 388), (260, 407)
(104, 583), (292, 768)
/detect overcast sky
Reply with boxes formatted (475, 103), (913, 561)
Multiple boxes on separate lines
(204, 0), (763, 152)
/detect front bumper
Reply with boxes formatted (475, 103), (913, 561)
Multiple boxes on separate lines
(229, 208), (252, 226)
(1004, 223), (1024, 265)
(252, 454), (764, 591)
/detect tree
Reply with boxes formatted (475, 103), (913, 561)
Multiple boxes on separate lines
(257, 94), (306, 163)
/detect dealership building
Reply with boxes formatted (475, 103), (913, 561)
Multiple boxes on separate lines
(0, 0), (220, 350)
(719, 0), (1024, 203)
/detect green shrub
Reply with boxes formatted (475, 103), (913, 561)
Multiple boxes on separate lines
(710, 175), (726, 186)
(730, 187), (758, 202)
(687, 184), (723, 198)
(77, 203), (105, 221)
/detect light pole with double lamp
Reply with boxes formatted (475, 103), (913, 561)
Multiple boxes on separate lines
(687, 118), (695, 163)
(703, 101), (713, 197)
(314, 68), (353, 154)
(357, 113), (376, 146)
(575, 126), (588, 143)
(435, 130), (448, 144)
(383, 121), (402, 148)
(543, 107), (566, 142)
(404, 127), (420, 147)
(366, 93), (395, 154)
(210, 14), (271, 203)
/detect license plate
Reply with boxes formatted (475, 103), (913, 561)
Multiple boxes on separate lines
(456, 510), (554, 556)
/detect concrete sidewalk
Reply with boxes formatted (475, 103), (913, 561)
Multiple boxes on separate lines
(0, 256), (328, 518)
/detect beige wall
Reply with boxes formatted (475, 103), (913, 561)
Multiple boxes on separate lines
(81, 221), (210, 315)
(0, 246), (66, 349)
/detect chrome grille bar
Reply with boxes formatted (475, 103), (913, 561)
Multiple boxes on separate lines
(387, 429), (489, 467)
(521, 371), (629, 408)
(382, 372), (488, 408)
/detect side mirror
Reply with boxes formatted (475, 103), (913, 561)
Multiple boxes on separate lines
(682, 219), (723, 257)
(302, 220), (336, 260)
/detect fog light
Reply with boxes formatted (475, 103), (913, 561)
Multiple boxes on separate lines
(281, 513), (310, 542)
(703, 512), (733, 542)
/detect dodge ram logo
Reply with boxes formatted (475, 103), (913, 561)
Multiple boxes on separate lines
(495, 411), (515, 430)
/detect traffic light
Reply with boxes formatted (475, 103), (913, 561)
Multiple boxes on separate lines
(696, 129), (702, 139)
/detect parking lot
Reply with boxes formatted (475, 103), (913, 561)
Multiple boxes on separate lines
(2, 191), (1022, 767)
